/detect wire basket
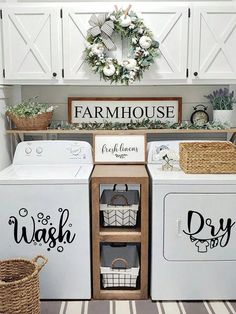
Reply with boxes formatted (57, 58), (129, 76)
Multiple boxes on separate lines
(179, 141), (236, 174)
(0, 255), (47, 314)
(7, 111), (53, 130)
(101, 244), (139, 288)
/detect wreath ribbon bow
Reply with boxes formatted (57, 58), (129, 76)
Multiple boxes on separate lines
(88, 14), (115, 50)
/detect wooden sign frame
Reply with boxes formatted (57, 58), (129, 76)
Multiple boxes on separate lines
(68, 97), (182, 124)
(93, 134), (147, 164)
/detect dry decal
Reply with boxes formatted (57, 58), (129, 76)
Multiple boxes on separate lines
(183, 210), (235, 253)
(8, 208), (76, 253)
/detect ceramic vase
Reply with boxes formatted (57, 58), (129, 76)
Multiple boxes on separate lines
(213, 110), (232, 126)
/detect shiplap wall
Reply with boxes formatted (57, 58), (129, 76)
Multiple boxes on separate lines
(21, 85), (234, 143)
(21, 85), (228, 122)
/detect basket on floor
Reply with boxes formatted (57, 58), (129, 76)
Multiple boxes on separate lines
(179, 141), (236, 174)
(0, 255), (47, 314)
(7, 111), (53, 130)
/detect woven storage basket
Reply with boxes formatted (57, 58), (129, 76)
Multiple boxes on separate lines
(100, 184), (139, 227)
(7, 111), (53, 130)
(179, 141), (236, 174)
(0, 255), (47, 314)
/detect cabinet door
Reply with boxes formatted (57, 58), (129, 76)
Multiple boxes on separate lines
(2, 7), (60, 81)
(138, 4), (189, 81)
(192, 5), (236, 80)
(62, 4), (189, 83)
(62, 5), (122, 82)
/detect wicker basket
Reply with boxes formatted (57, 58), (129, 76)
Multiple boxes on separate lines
(7, 111), (53, 130)
(179, 141), (236, 174)
(0, 255), (47, 314)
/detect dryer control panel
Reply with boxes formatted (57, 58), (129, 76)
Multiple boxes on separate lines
(13, 141), (93, 165)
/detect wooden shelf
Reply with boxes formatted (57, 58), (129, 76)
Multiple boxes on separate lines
(100, 228), (141, 242)
(98, 289), (145, 300)
(91, 165), (149, 300)
(6, 128), (236, 135)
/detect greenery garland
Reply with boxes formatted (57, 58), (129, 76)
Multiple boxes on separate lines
(84, 7), (159, 85)
(51, 119), (231, 131)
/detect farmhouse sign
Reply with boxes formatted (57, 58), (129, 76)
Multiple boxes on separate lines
(94, 134), (146, 164)
(68, 97), (182, 124)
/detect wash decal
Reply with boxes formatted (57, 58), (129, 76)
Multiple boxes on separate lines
(183, 210), (235, 253)
(8, 207), (76, 253)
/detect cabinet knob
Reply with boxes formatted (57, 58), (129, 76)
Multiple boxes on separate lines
(52, 72), (57, 77)
(193, 72), (198, 77)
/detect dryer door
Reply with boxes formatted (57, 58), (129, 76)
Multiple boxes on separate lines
(164, 193), (236, 261)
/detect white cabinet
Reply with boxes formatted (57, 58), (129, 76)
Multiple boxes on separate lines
(62, 4), (189, 83)
(1, 2), (236, 84)
(192, 4), (236, 81)
(2, 6), (61, 81)
(137, 4), (189, 81)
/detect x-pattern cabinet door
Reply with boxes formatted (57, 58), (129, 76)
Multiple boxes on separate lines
(136, 4), (189, 81)
(2, 7), (60, 81)
(62, 5), (123, 82)
(192, 5), (236, 80)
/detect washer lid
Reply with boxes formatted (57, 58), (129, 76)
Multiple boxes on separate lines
(0, 164), (93, 184)
(147, 165), (236, 185)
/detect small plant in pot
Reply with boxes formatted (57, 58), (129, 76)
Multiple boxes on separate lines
(6, 97), (55, 130)
(204, 88), (235, 126)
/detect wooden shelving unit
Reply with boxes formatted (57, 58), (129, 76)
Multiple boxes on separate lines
(91, 165), (149, 300)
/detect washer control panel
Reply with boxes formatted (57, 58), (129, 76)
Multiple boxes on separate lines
(13, 141), (93, 165)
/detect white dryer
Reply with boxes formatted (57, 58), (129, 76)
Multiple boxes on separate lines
(148, 141), (236, 300)
(0, 140), (93, 299)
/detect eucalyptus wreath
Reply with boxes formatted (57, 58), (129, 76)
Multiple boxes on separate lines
(84, 6), (159, 85)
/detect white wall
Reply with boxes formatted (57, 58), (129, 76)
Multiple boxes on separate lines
(0, 85), (21, 170)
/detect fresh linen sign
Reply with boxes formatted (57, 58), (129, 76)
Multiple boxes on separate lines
(68, 98), (182, 124)
(94, 135), (146, 164)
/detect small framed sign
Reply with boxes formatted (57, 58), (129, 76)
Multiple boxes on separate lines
(93, 134), (147, 164)
(68, 97), (182, 125)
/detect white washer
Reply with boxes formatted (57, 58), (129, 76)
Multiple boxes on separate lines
(0, 140), (93, 300)
(148, 141), (236, 300)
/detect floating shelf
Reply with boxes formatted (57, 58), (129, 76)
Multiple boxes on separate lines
(6, 128), (236, 135)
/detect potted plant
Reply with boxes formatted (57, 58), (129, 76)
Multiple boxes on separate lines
(204, 88), (235, 125)
(6, 97), (55, 130)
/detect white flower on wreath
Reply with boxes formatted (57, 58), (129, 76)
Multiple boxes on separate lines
(143, 50), (149, 57)
(91, 43), (104, 56)
(139, 36), (152, 49)
(131, 16), (137, 22)
(138, 28), (144, 34)
(129, 23), (135, 30)
(132, 37), (138, 44)
(129, 71), (135, 78)
(109, 15), (117, 21)
(123, 59), (137, 70)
